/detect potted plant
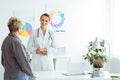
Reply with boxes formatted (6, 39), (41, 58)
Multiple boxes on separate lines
(83, 38), (107, 66)
(83, 38), (108, 77)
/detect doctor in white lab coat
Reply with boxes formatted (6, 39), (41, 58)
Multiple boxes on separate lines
(27, 13), (56, 71)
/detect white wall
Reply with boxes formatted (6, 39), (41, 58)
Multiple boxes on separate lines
(110, 0), (120, 73)
(65, 0), (112, 72)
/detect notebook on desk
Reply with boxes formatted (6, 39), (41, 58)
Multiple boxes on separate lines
(63, 62), (85, 76)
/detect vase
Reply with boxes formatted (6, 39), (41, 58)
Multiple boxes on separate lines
(92, 68), (102, 77)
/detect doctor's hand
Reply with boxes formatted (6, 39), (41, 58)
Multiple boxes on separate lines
(36, 48), (40, 54)
(36, 48), (48, 56)
(41, 48), (48, 56)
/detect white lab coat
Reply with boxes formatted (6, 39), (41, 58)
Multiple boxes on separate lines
(27, 27), (56, 71)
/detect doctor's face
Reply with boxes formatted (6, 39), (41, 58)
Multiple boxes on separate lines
(40, 16), (50, 28)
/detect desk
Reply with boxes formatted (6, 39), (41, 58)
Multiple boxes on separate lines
(33, 71), (112, 80)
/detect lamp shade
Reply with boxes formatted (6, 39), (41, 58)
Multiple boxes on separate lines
(92, 37), (100, 50)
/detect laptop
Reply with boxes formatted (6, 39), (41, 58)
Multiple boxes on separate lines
(63, 62), (85, 76)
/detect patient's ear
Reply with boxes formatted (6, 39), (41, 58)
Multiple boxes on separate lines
(17, 27), (22, 35)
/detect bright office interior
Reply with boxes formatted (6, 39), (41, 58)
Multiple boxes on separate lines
(0, 0), (120, 79)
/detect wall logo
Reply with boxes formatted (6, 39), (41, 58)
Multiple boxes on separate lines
(21, 22), (32, 37)
(49, 10), (65, 28)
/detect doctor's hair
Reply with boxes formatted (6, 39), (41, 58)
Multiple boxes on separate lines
(7, 17), (22, 32)
(40, 13), (51, 21)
